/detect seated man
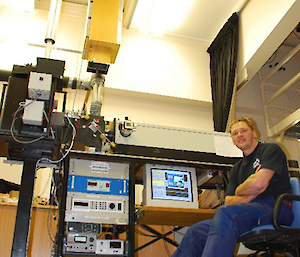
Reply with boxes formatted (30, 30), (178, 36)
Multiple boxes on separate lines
(172, 117), (294, 257)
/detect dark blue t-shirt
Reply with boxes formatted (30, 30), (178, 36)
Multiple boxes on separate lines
(226, 143), (291, 199)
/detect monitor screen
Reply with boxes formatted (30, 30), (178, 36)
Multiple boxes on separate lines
(151, 168), (193, 202)
(143, 164), (198, 208)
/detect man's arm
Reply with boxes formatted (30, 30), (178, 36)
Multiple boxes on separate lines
(224, 194), (256, 205)
(235, 167), (274, 197)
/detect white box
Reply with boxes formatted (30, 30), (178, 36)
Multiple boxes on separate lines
(96, 240), (124, 255)
(23, 100), (44, 126)
(28, 72), (52, 100)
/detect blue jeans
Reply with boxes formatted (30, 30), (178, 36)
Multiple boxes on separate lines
(172, 197), (294, 257)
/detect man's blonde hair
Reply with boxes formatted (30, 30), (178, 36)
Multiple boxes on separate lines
(228, 117), (255, 133)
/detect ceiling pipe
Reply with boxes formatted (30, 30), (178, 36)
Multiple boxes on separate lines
(123, 0), (139, 29)
(45, 0), (62, 58)
(235, 0), (250, 13)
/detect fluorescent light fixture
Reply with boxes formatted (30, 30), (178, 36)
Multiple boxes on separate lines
(0, 0), (34, 12)
(131, 0), (194, 35)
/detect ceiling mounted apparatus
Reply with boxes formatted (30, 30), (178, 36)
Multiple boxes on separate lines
(258, 41), (300, 140)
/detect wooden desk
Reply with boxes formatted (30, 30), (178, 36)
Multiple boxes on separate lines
(134, 206), (216, 256)
(0, 203), (58, 257)
(137, 206), (216, 226)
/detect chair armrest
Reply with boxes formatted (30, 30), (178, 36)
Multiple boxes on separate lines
(273, 193), (300, 234)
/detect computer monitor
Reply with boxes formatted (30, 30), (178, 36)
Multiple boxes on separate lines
(143, 163), (198, 208)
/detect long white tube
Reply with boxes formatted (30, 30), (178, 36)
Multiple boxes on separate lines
(45, 0), (62, 58)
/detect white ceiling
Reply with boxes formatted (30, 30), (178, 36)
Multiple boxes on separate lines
(36, 0), (300, 56)
(129, 0), (246, 43)
(36, 0), (246, 44)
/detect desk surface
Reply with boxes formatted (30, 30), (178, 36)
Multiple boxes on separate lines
(136, 206), (215, 227)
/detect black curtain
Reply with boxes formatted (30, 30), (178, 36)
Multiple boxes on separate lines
(207, 13), (239, 132)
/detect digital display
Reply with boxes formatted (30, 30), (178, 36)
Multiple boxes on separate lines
(86, 179), (111, 192)
(88, 181), (97, 186)
(74, 236), (87, 243)
(151, 168), (193, 202)
(74, 201), (88, 207)
(110, 241), (122, 249)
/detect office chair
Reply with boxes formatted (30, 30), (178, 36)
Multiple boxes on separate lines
(238, 177), (300, 257)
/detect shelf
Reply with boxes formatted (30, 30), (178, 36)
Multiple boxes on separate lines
(136, 206), (215, 227)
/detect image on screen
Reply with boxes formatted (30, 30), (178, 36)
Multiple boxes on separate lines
(151, 168), (193, 202)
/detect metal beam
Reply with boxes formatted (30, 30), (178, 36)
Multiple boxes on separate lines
(258, 71), (272, 137)
(264, 82), (300, 93)
(128, 161), (136, 257)
(268, 105), (295, 113)
(265, 71), (300, 105)
(11, 160), (37, 257)
(269, 108), (300, 138)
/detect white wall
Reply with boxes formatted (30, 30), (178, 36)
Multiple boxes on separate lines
(106, 29), (212, 102)
(0, 3), (87, 77)
(63, 87), (214, 131)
